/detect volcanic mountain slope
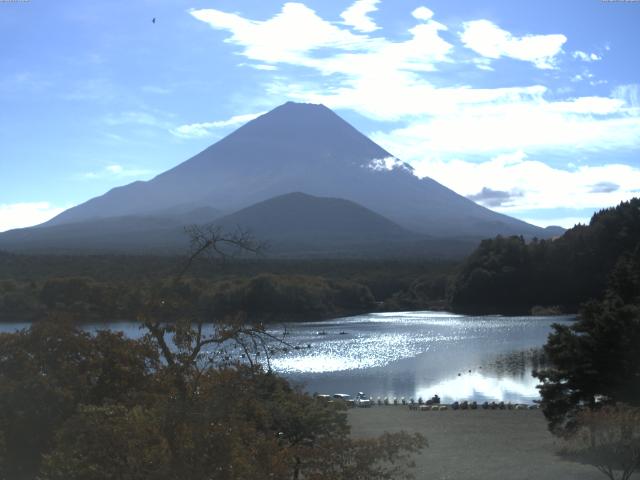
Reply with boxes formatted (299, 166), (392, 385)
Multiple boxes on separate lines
(40, 102), (547, 238)
(0, 102), (559, 256)
(0, 193), (447, 257)
(216, 192), (410, 241)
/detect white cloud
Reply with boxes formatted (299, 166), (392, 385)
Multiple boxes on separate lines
(612, 84), (640, 109)
(412, 6), (434, 21)
(0, 202), (66, 232)
(190, 2), (453, 103)
(460, 20), (566, 69)
(406, 151), (640, 223)
(573, 50), (602, 62)
(340, 0), (380, 33)
(370, 88), (640, 157)
(240, 63), (278, 71)
(190, 3), (373, 65)
(170, 112), (266, 139)
(106, 164), (123, 174)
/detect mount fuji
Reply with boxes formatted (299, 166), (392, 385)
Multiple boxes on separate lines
(0, 102), (557, 256)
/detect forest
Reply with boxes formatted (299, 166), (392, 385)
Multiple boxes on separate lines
(449, 198), (640, 314)
(0, 255), (455, 323)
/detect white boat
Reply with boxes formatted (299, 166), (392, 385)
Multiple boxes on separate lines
(355, 392), (372, 407)
(333, 393), (355, 406)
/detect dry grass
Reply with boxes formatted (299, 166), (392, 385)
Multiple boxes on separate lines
(348, 406), (630, 480)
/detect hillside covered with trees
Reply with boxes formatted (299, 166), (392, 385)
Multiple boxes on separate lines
(449, 198), (640, 314)
(0, 255), (455, 323)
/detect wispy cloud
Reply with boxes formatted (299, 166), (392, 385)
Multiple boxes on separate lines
(612, 84), (640, 109)
(370, 90), (639, 158)
(62, 77), (117, 102)
(460, 20), (566, 70)
(189, 3), (374, 65)
(0, 72), (53, 96)
(78, 164), (153, 180)
(573, 50), (602, 62)
(340, 0), (380, 33)
(190, 3), (453, 86)
(0, 202), (66, 232)
(239, 63), (278, 71)
(408, 151), (640, 221)
(104, 111), (172, 129)
(170, 112), (266, 139)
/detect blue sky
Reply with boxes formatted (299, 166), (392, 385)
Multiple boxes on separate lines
(1, 0), (639, 232)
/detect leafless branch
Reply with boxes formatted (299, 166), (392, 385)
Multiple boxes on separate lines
(176, 224), (266, 281)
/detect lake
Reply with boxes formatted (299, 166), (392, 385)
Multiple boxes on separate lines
(0, 311), (574, 404)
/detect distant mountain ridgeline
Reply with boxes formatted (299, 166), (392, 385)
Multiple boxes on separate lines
(449, 198), (640, 314)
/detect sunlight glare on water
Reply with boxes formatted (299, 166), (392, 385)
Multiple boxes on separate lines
(267, 311), (574, 402)
(270, 332), (457, 374)
(0, 311), (574, 402)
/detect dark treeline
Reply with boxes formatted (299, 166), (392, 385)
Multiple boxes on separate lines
(0, 255), (457, 322)
(8, 198), (639, 321)
(531, 226), (640, 480)
(535, 244), (640, 433)
(449, 198), (640, 314)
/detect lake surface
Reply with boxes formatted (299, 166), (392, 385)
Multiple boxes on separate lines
(0, 311), (574, 403)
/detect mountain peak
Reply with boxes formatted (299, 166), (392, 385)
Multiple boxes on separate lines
(280, 101), (330, 110)
(31, 101), (549, 244)
(237, 101), (356, 139)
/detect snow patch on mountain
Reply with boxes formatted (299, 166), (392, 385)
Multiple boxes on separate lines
(366, 156), (414, 173)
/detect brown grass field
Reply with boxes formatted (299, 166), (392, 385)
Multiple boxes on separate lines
(348, 406), (633, 480)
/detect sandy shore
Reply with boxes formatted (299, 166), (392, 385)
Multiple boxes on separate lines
(348, 406), (625, 480)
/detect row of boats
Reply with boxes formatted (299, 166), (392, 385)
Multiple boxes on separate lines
(315, 392), (373, 407)
(314, 393), (539, 410)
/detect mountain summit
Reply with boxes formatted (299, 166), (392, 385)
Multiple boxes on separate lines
(45, 102), (399, 227)
(2, 102), (552, 255)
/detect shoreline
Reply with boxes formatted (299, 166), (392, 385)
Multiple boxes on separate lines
(0, 307), (577, 325)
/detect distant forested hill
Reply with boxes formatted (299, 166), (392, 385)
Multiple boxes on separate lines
(449, 198), (640, 314)
(0, 253), (456, 322)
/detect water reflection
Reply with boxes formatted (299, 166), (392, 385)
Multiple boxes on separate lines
(271, 311), (572, 403)
(0, 311), (572, 403)
(413, 349), (548, 403)
(415, 372), (541, 403)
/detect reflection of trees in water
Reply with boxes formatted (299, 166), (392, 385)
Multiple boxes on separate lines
(484, 348), (548, 378)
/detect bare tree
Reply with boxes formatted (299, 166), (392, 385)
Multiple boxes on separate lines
(177, 224), (265, 280)
(136, 225), (285, 468)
